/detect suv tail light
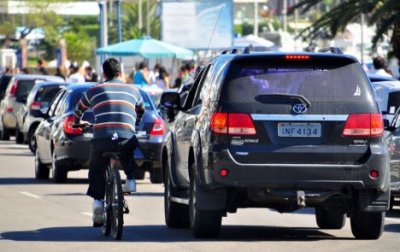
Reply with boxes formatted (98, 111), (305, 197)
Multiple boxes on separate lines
(342, 113), (383, 137)
(30, 101), (41, 110)
(150, 117), (165, 136)
(63, 115), (82, 135)
(8, 80), (18, 97)
(211, 112), (256, 135)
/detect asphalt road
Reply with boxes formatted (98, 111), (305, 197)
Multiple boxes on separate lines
(0, 139), (399, 252)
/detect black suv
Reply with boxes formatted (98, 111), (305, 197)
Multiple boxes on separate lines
(160, 47), (392, 239)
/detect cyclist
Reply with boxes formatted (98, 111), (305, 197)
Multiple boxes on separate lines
(73, 58), (145, 226)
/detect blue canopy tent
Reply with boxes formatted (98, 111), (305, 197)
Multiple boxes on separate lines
(95, 36), (194, 59)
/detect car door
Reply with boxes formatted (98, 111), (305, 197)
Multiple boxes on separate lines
(37, 90), (66, 163)
(174, 65), (212, 184)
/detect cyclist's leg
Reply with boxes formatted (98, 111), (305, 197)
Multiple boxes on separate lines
(118, 137), (138, 192)
(87, 141), (109, 200)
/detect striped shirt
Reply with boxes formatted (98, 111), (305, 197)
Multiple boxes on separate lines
(74, 79), (144, 139)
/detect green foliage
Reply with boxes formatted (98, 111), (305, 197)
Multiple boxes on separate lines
(63, 31), (96, 63)
(108, 0), (160, 43)
(292, 0), (400, 58)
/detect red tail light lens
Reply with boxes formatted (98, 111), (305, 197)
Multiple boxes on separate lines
(9, 80), (18, 97)
(211, 112), (256, 135)
(228, 113), (256, 135)
(30, 101), (41, 110)
(150, 117), (165, 136)
(63, 115), (82, 135)
(342, 113), (383, 137)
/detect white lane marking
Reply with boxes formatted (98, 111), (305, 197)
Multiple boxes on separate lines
(386, 217), (400, 224)
(20, 191), (41, 199)
(81, 212), (92, 217)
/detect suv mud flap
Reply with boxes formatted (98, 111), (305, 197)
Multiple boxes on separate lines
(357, 190), (390, 212)
(195, 185), (227, 211)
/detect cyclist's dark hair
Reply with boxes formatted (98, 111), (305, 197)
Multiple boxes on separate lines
(102, 58), (121, 80)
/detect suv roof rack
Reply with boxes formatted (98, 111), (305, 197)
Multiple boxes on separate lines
(318, 47), (344, 54)
(220, 46), (250, 55)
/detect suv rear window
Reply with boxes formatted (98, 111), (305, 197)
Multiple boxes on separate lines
(223, 61), (370, 104)
(16, 80), (36, 97)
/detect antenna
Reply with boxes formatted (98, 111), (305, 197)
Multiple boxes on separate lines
(202, 4), (224, 62)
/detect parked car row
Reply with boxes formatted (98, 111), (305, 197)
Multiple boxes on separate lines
(0, 73), (167, 184)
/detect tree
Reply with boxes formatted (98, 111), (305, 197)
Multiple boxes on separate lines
(292, 0), (400, 59)
(0, 0), (70, 60)
(108, 0), (160, 44)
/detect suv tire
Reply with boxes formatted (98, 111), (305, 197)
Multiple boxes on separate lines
(164, 162), (190, 228)
(28, 127), (37, 153)
(315, 207), (346, 229)
(1, 122), (10, 141)
(350, 211), (385, 239)
(52, 151), (68, 183)
(150, 168), (163, 184)
(15, 124), (24, 144)
(35, 148), (49, 179)
(133, 169), (145, 180)
(189, 163), (222, 238)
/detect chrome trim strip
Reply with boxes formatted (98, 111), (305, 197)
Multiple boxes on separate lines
(170, 197), (189, 205)
(251, 114), (348, 121)
(227, 150), (361, 168)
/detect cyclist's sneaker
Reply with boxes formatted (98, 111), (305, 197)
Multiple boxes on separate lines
(92, 199), (104, 227)
(123, 179), (136, 193)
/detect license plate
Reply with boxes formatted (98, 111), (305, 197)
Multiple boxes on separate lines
(278, 122), (321, 137)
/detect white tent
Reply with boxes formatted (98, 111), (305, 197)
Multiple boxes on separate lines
(234, 35), (277, 51)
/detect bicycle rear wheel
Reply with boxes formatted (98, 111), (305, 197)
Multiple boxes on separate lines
(101, 166), (112, 237)
(110, 166), (124, 240)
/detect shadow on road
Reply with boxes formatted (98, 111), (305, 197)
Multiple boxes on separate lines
(1, 225), (355, 242)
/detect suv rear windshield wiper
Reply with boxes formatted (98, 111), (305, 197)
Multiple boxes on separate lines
(255, 93), (311, 107)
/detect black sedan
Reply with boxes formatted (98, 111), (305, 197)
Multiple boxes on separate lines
(34, 83), (166, 183)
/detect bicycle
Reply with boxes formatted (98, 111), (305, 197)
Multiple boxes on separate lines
(74, 123), (131, 240)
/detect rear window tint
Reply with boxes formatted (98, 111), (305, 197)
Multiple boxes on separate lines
(387, 92), (400, 114)
(35, 86), (63, 102)
(16, 80), (36, 97)
(223, 62), (370, 103)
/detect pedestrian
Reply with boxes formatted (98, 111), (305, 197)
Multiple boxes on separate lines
(134, 62), (150, 86)
(67, 65), (85, 83)
(55, 66), (66, 80)
(149, 63), (161, 83)
(36, 59), (48, 75)
(155, 66), (170, 89)
(372, 56), (393, 77)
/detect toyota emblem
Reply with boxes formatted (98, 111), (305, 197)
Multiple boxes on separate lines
(292, 103), (308, 114)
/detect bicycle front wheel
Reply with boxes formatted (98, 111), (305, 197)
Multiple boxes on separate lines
(110, 166), (124, 240)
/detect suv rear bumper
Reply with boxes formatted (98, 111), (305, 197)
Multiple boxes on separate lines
(209, 149), (389, 190)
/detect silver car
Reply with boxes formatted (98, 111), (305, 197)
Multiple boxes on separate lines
(0, 74), (64, 142)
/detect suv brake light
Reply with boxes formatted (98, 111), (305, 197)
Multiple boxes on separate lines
(63, 115), (82, 135)
(30, 101), (41, 110)
(342, 113), (383, 137)
(150, 117), (165, 136)
(9, 80), (18, 97)
(211, 112), (256, 135)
